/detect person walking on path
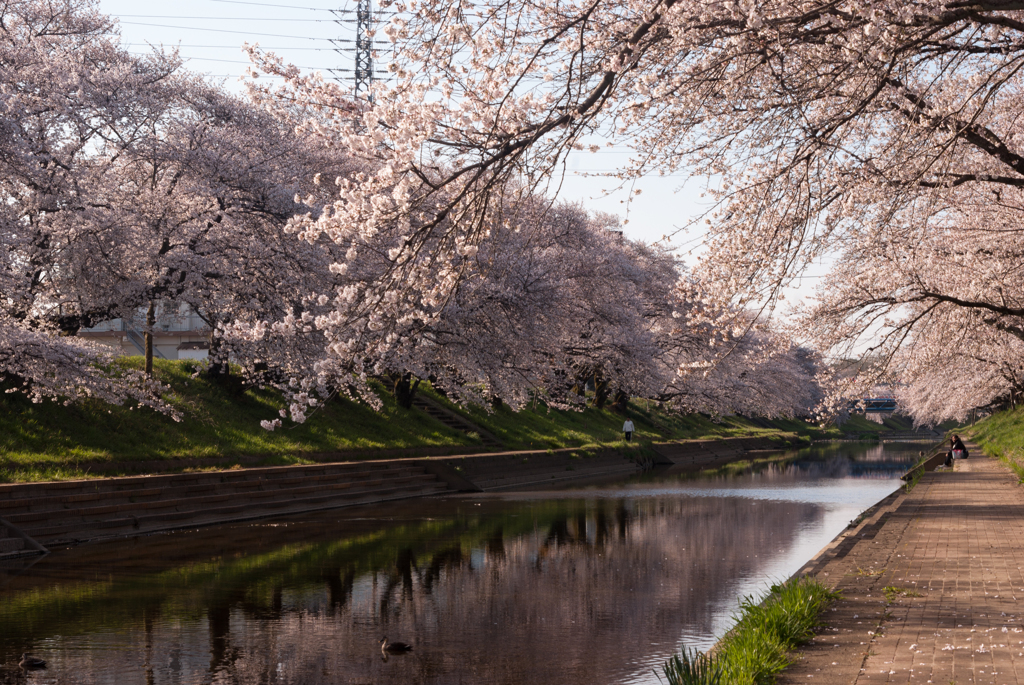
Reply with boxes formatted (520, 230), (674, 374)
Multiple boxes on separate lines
(622, 418), (634, 442)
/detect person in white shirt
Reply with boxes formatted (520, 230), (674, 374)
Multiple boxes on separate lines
(622, 419), (635, 442)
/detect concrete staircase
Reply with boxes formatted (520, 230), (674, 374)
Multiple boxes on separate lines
(0, 522), (27, 557)
(430, 449), (640, 490)
(411, 395), (504, 450)
(0, 461), (453, 548)
(0, 518), (47, 558)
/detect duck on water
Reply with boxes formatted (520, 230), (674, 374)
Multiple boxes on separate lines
(20, 654), (46, 669)
(380, 637), (413, 654)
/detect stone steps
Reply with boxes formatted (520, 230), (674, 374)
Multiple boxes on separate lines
(0, 519), (47, 559)
(470, 465), (637, 490)
(0, 531), (26, 555)
(410, 396), (504, 450)
(3, 473), (440, 526)
(879, 430), (941, 441)
(452, 454), (632, 477)
(0, 461), (453, 545)
(0, 461), (410, 501)
(24, 481), (450, 543)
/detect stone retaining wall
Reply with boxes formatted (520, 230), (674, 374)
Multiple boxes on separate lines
(0, 434), (805, 556)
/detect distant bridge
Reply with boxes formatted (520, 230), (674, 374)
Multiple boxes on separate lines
(863, 398), (897, 413)
(849, 397), (898, 413)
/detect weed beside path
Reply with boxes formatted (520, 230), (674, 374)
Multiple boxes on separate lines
(663, 577), (840, 685)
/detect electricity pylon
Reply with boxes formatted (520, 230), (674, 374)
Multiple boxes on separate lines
(353, 0), (374, 98)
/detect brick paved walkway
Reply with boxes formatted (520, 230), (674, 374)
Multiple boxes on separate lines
(778, 447), (1024, 685)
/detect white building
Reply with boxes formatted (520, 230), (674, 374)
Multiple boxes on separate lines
(79, 302), (210, 361)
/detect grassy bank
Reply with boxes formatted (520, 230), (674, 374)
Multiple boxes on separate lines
(968, 406), (1024, 480)
(1, 358), (836, 482)
(836, 413), (917, 438)
(663, 577), (840, 685)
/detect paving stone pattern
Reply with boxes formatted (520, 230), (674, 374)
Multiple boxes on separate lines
(779, 447), (1024, 685)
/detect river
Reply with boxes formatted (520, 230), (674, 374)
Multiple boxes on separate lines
(0, 441), (931, 684)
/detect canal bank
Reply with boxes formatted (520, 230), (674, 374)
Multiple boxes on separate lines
(0, 434), (807, 555)
(777, 443), (1024, 685)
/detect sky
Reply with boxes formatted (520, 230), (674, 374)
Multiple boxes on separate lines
(98, 1), (706, 241)
(97, 0), (828, 305)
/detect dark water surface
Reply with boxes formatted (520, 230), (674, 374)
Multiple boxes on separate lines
(0, 441), (931, 684)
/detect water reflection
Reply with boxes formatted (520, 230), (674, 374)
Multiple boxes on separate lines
(0, 442), (927, 685)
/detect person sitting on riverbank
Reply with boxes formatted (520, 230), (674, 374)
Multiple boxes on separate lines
(951, 434), (968, 460)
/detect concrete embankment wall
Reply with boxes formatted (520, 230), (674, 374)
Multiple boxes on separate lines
(0, 448), (643, 555)
(0, 435), (805, 557)
(0, 460), (451, 552)
(651, 434), (807, 471)
(791, 440), (945, 580)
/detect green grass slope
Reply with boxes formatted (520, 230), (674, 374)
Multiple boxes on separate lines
(837, 413), (916, 437)
(420, 386), (818, 451)
(1, 359), (475, 481)
(2, 358), (834, 482)
(968, 406), (1024, 479)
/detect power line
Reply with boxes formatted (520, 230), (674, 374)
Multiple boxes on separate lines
(124, 43), (337, 50)
(206, 0), (337, 10)
(119, 15), (337, 21)
(119, 21), (337, 39)
(127, 51), (333, 69)
(204, 0), (394, 12)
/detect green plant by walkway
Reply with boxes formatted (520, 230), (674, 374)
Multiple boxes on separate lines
(662, 577), (840, 685)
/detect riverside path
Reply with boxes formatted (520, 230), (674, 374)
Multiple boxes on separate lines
(778, 444), (1024, 685)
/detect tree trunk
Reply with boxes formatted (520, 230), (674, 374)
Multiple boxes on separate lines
(593, 373), (611, 409)
(611, 389), (629, 414)
(206, 334), (230, 378)
(144, 300), (155, 376)
(390, 372), (420, 409)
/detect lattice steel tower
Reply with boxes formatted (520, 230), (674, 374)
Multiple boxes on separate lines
(329, 1), (376, 99)
(353, 0), (374, 98)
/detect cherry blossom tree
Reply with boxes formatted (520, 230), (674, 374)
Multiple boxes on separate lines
(75, 83), (359, 377)
(0, 0), (829, 420)
(894, 318), (1024, 425)
(0, 0), (187, 407)
(0, 0), (190, 327)
(244, 0), (1024, 418)
(1, 0), (366, 403)
(805, 175), (1024, 421)
(657, 297), (822, 418)
(227, 194), (683, 423)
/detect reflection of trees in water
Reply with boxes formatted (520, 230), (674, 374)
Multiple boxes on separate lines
(681, 443), (924, 486)
(324, 567), (355, 610)
(224, 497), (820, 684)
(1, 495), (824, 685)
